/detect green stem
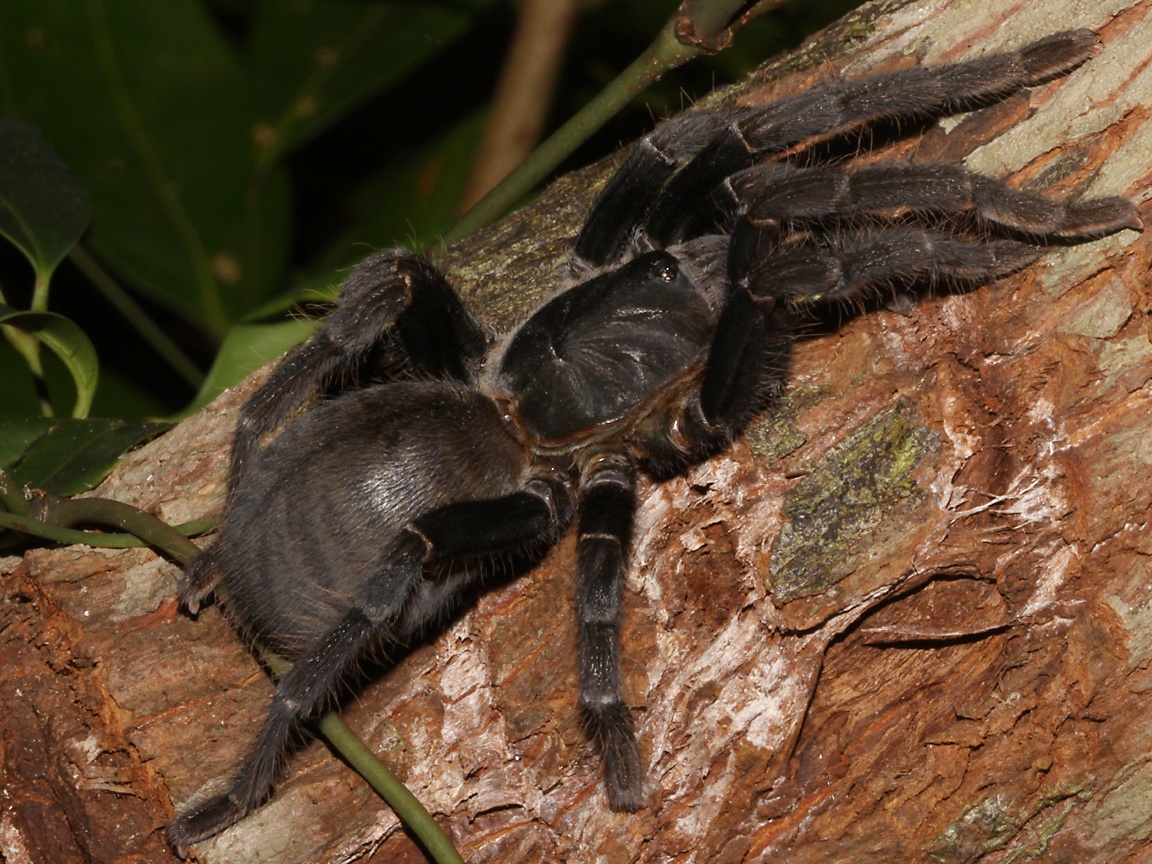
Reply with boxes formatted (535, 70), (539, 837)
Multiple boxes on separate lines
(1, 269), (51, 413)
(441, 0), (784, 245)
(0, 510), (210, 555)
(38, 494), (204, 565)
(317, 713), (466, 864)
(30, 270), (50, 312)
(256, 646), (466, 863)
(0, 470), (30, 515)
(442, 18), (700, 245)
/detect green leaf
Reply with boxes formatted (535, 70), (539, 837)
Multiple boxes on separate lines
(0, 115), (91, 278)
(0, 417), (56, 469)
(1, 417), (169, 495)
(248, 0), (494, 160)
(0, 0), (288, 335)
(185, 317), (316, 415)
(1, 303), (99, 418)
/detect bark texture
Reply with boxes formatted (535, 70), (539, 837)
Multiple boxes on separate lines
(3, 1), (1151, 862)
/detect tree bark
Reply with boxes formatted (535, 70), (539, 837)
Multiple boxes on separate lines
(3, 1), (1150, 862)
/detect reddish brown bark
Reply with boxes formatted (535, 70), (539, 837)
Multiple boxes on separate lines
(3, 1), (1151, 862)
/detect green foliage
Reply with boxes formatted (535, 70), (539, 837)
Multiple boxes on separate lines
(0, 417), (168, 496)
(0, 305), (98, 417)
(0, 0), (501, 476)
(0, 0), (861, 476)
(0, 0), (495, 335)
(188, 316), (316, 415)
(0, 0), (498, 424)
(0, 116), (90, 277)
(0, 116), (96, 418)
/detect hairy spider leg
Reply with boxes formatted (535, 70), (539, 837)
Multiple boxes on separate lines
(168, 474), (574, 849)
(667, 222), (1034, 462)
(649, 161), (1141, 465)
(731, 28), (1104, 159)
(573, 29), (1106, 267)
(168, 533), (428, 849)
(740, 227), (1046, 305)
(574, 455), (643, 811)
(571, 112), (732, 266)
(410, 474), (573, 560)
(724, 163), (1141, 242)
(692, 287), (796, 454)
(229, 250), (485, 497)
(719, 159), (1141, 309)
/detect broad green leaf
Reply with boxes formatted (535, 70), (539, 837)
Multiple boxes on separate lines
(248, 0), (495, 160)
(0, 116), (91, 277)
(185, 317), (317, 415)
(0, 417), (55, 470)
(1, 303), (99, 417)
(2, 417), (169, 495)
(0, 336), (166, 422)
(0, 0), (288, 335)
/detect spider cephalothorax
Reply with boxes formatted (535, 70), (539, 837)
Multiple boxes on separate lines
(167, 30), (1140, 848)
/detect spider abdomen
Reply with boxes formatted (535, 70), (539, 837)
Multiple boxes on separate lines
(496, 251), (716, 444)
(218, 381), (526, 657)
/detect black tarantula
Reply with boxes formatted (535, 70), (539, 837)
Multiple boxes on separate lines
(168, 30), (1140, 848)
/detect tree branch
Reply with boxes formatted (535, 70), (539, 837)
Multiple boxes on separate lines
(3, 1), (1149, 862)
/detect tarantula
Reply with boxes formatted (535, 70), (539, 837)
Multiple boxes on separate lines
(167, 30), (1139, 848)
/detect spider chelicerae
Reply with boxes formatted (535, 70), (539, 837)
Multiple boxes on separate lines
(167, 29), (1140, 849)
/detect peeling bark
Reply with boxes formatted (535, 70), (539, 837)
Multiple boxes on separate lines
(3, 1), (1151, 862)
